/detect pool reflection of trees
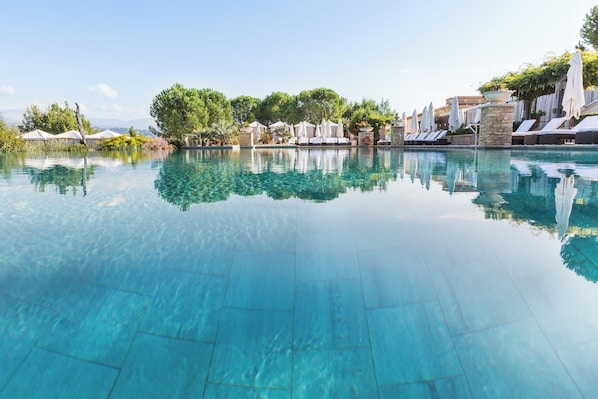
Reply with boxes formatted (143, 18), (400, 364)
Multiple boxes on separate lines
(154, 149), (398, 210)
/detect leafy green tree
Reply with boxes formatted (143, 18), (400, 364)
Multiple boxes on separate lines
(0, 116), (25, 152)
(150, 83), (208, 139)
(19, 102), (93, 134)
(231, 95), (260, 127)
(129, 126), (137, 137)
(198, 88), (233, 126)
(255, 92), (298, 125)
(581, 5), (598, 49)
(346, 99), (394, 134)
(296, 88), (346, 123)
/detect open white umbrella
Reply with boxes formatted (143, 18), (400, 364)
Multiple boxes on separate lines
(448, 97), (462, 132)
(411, 109), (418, 133)
(562, 51), (585, 121)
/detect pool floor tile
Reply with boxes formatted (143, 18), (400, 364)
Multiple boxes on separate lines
(209, 308), (292, 389)
(224, 252), (294, 311)
(164, 249), (234, 276)
(109, 333), (212, 399)
(432, 257), (531, 335)
(0, 296), (58, 390)
(454, 318), (582, 399)
(367, 302), (462, 385)
(294, 279), (369, 350)
(359, 248), (435, 308)
(36, 284), (147, 368)
(292, 348), (377, 399)
(0, 347), (117, 399)
(557, 339), (598, 399)
(295, 234), (359, 281)
(204, 383), (290, 399)
(140, 270), (227, 342)
(514, 267), (598, 350)
(378, 375), (472, 399)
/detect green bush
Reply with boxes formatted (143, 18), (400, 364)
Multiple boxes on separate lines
(97, 135), (150, 150)
(0, 119), (26, 152)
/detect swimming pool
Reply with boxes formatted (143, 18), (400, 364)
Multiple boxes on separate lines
(1, 148), (597, 398)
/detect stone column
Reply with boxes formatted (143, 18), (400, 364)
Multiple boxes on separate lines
(391, 122), (404, 147)
(358, 127), (374, 146)
(479, 103), (515, 147)
(239, 127), (254, 147)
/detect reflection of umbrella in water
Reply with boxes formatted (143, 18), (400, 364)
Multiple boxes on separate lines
(555, 174), (577, 237)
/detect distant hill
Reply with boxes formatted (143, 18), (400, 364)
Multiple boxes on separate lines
(90, 117), (156, 131)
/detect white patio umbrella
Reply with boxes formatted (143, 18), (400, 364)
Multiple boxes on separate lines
(401, 112), (407, 127)
(555, 174), (577, 237)
(411, 109), (418, 133)
(321, 118), (327, 137)
(421, 107), (429, 133)
(428, 102), (435, 132)
(315, 124), (321, 137)
(289, 124), (295, 137)
(22, 129), (54, 140)
(562, 51), (585, 121)
(448, 96), (462, 132)
(337, 118), (344, 137)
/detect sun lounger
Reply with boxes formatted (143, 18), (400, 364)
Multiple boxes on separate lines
(535, 117), (574, 144)
(574, 115), (598, 144)
(511, 119), (538, 145)
(324, 137), (337, 145)
(298, 137), (309, 146)
(337, 137), (350, 145)
(309, 137), (323, 145)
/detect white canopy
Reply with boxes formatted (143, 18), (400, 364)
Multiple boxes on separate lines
(54, 130), (82, 139)
(22, 129), (54, 140)
(87, 129), (122, 139)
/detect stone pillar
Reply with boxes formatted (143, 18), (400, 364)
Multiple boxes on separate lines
(479, 103), (515, 147)
(239, 127), (254, 147)
(358, 127), (374, 146)
(391, 122), (404, 147)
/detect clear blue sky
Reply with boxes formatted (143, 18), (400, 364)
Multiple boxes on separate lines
(0, 0), (595, 126)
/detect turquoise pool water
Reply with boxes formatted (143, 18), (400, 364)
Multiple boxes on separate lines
(1, 148), (598, 398)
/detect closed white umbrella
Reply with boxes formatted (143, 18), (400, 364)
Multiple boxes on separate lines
(401, 112), (407, 127)
(411, 109), (418, 133)
(448, 96), (462, 132)
(562, 51), (585, 121)
(421, 107), (429, 133)
(337, 118), (344, 138)
(428, 102), (435, 132)
(289, 123), (295, 137)
(555, 174), (577, 237)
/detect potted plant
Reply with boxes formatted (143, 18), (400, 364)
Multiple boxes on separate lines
(479, 77), (513, 103)
(357, 120), (374, 133)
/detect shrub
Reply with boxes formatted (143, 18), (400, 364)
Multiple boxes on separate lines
(97, 135), (150, 150)
(0, 124), (26, 152)
(143, 137), (174, 151)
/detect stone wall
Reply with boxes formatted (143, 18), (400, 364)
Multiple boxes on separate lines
(479, 104), (514, 146)
(390, 125), (404, 146)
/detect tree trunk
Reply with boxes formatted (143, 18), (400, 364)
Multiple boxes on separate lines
(75, 102), (87, 146)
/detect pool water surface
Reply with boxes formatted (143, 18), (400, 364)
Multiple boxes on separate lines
(1, 148), (598, 398)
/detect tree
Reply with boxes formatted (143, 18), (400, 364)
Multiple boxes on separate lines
(19, 101), (93, 134)
(581, 5), (598, 49)
(255, 92), (298, 125)
(197, 88), (233, 126)
(210, 120), (236, 145)
(129, 126), (137, 137)
(231, 95), (260, 127)
(296, 88), (347, 123)
(346, 99), (395, 134)
(150, 83), (208, 139)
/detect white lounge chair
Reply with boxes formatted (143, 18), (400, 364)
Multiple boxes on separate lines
(511, 119), (538, 145)
(535, 117), (574, 144)
(574, 115), (598, 144)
